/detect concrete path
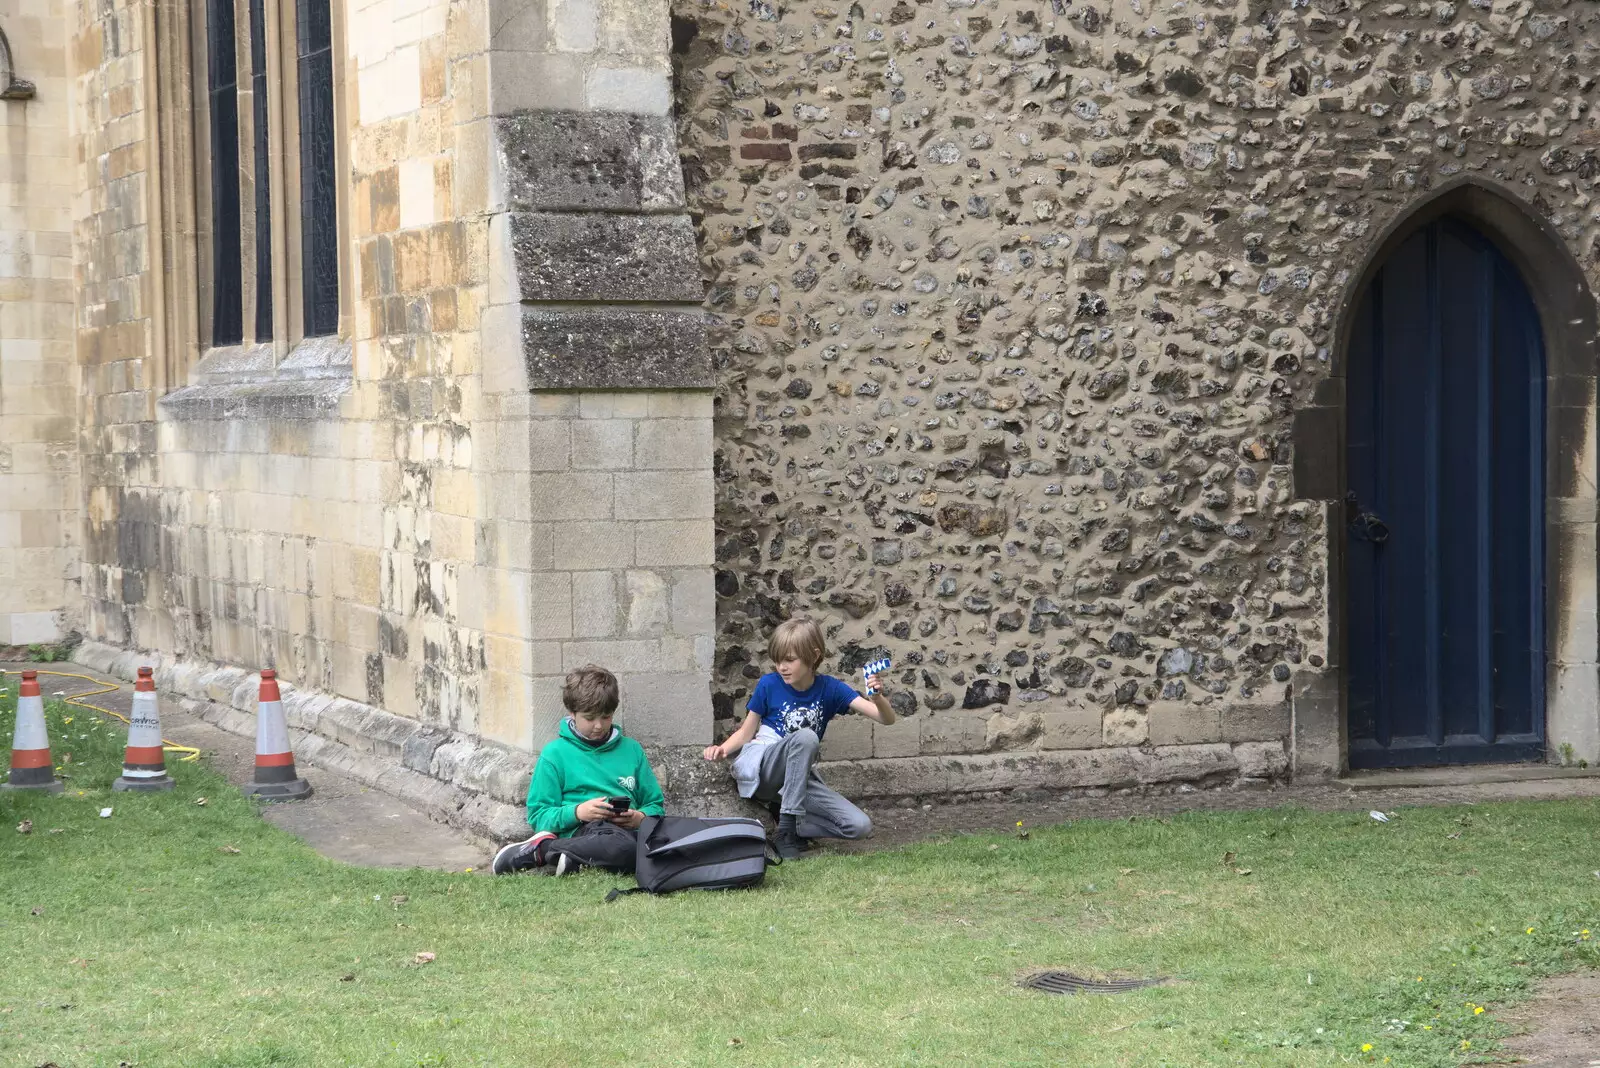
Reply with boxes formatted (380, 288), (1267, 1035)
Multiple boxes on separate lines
(2, 661), (491, 872)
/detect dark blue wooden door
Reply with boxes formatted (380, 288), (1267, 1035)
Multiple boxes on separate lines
(1346, 219), (1546, 769)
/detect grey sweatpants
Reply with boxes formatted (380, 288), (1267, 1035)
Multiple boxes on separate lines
(752, 728), (872, 840)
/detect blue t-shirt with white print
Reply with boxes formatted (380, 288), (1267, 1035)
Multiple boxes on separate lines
(748, 672), (859, 741)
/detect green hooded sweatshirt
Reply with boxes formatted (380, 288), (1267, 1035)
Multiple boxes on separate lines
(525, 718), (666, 836)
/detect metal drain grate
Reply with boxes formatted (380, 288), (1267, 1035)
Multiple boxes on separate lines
(1021, 971), (1168, 995)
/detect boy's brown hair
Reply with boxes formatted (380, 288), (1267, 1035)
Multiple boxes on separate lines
(768, 616), (827, 669)
(563, 664), (620, 717)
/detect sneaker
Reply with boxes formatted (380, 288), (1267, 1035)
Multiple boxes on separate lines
(773, 827), (806, 861)
(552, 852), (578, 876)
(491, 831), (556, 875)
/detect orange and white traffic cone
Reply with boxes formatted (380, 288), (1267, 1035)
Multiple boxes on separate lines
(241, 669), (311, 801)
(113, 666), (175, 792)
(4, 671), (64, 794)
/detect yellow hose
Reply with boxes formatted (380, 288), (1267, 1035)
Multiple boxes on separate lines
(1, 667), (202, 762)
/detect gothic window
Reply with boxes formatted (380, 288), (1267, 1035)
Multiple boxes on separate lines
(204, 0), (243, 346)
(297, 0), (338, 338)
(196, 0), (343, 351)
(249, 0), (273, 342)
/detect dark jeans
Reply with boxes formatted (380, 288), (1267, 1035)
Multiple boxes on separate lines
(545, 820), (639, 874)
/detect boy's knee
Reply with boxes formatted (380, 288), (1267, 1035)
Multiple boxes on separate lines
(839, 809), (872, 839)
(788, 728), (820, 751)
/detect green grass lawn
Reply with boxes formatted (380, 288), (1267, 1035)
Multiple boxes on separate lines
(3, 677), (1598, 1067)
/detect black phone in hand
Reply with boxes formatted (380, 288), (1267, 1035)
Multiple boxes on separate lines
(605, 796), (632, 813)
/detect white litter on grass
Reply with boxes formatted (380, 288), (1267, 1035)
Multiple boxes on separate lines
(98, 807), (113, 819)
(1369, 810), (1391, 823)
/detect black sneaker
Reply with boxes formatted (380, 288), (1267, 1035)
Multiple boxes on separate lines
(492, 831), (556, 875)
(552, 852), (579, 876)
(774, 827), (806, 861)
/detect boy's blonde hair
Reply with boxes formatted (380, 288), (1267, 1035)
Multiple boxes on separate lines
(563, 664), (620, 717)
(768, 616), (827, 669)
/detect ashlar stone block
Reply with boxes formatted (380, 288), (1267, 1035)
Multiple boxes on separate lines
(572, 570), (620, 638)
(634, 418), (711, 470)
(584, 65), (670, 115)
(550, 0), (598, 51)
(570, 419), (634, 470)
(623, 569), (670, 635)
(634, 520), (711, 567)
(553, 520), (634, 569)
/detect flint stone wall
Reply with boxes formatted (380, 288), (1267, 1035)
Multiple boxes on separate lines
(672, 0), (1600, 766)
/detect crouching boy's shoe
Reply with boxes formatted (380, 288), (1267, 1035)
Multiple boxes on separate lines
(492, 830), (557, 875)
(773, 826), (806, 860)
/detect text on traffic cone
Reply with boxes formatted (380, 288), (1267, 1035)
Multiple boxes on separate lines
(113, 666), (174, 792)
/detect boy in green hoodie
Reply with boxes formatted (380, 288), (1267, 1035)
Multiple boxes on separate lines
(491, 664), (666, 876)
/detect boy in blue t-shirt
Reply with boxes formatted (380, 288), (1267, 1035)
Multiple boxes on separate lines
(703, 616), (897, 859)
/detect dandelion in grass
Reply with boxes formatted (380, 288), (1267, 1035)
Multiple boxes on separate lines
(1361, 1043), (1373, 1053)
(1526, 927), (1536, 934)
(1473, 1005), (1485, 1015)
(1461, 1040), (1471, 1050)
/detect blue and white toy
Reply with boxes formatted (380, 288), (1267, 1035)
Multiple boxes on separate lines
(862, 657), (892, 696)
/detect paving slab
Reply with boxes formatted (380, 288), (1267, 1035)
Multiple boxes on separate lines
(1339, 764), (1600, 789)
(2, 662), (492, 872)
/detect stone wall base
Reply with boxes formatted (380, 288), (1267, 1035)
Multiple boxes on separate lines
(819, 741), (1290, 800)
(73, 641), (1290, 844)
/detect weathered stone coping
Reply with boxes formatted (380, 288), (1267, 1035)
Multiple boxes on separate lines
(160, 336), (353, 421)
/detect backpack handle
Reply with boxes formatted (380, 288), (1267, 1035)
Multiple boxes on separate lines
(644, 823), (768, 858)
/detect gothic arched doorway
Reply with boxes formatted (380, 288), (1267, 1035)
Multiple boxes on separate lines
(1345, 218), (1546, 768)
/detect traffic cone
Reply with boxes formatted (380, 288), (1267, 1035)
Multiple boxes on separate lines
(241, 669), (311, 801)
(113, 666), (175, 792)
(4, 671), (64, 794)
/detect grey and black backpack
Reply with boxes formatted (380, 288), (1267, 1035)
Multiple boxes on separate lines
(604, 815), (776, 900)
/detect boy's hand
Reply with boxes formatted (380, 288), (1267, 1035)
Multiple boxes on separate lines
(575, 797), (615, 822)
(702, 743), (728, 761)
(609, 808), (646, 830)
(864, 673), (888, 696)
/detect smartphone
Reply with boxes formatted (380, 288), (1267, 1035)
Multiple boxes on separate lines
(605, 796), (632, 813)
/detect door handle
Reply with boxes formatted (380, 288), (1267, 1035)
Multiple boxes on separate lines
(1345, 491), (1390, 544)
